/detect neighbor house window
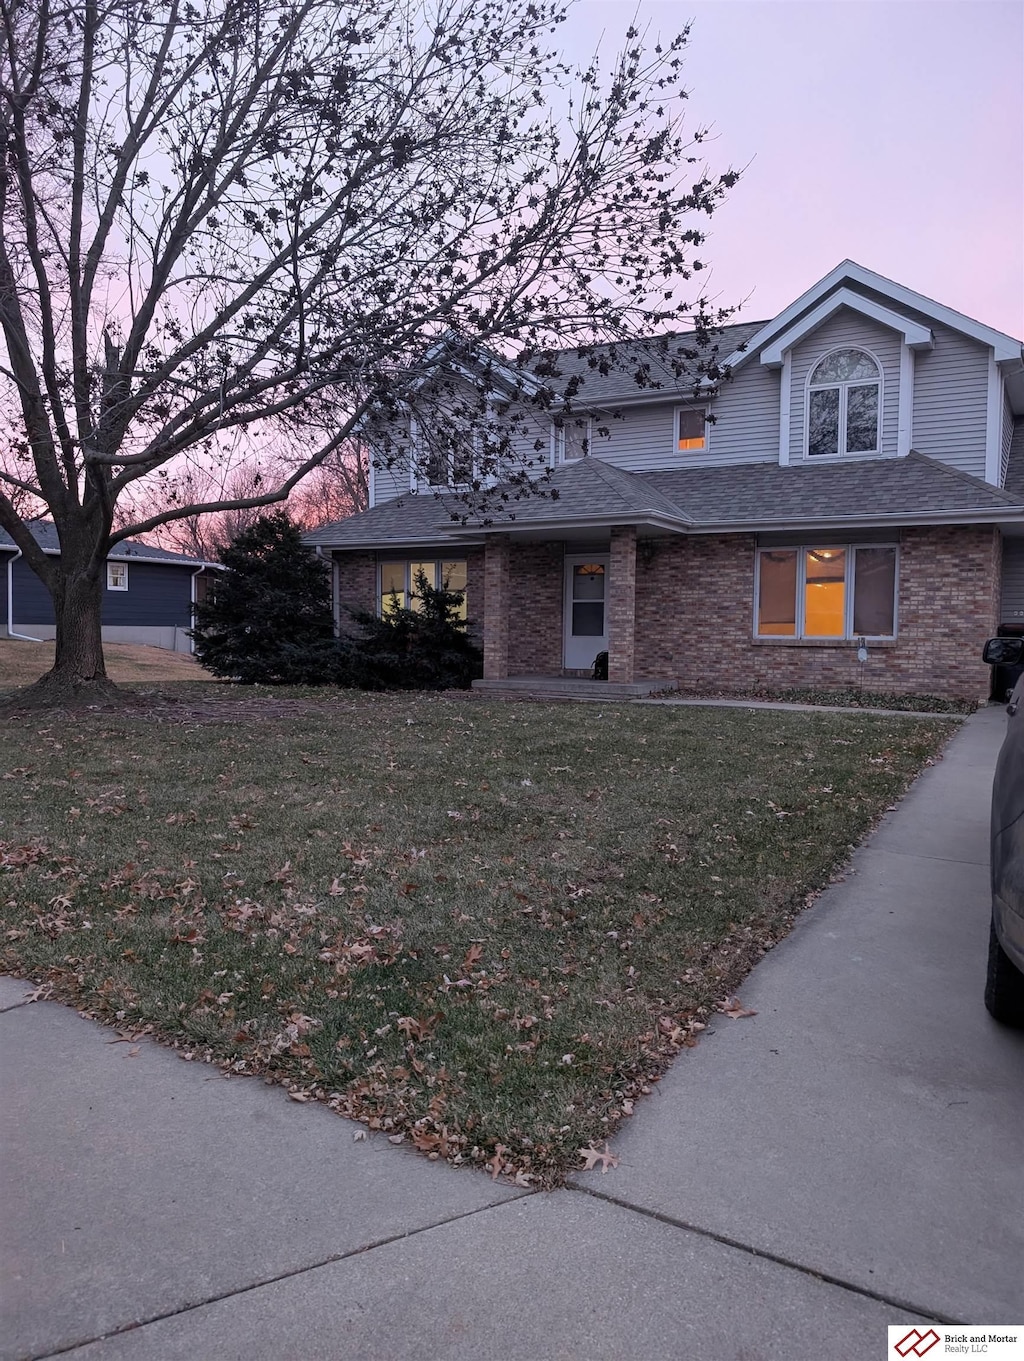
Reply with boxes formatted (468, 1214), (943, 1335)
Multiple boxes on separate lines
(807, 349), (880, 457)
(676, 406), (708, 452)
(552, 417), (592, 462)
(106, 562), (128, 591)
(755, 545), (897, 639)
(379, 560), (467, 618)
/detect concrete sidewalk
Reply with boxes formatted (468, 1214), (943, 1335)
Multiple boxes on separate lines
(2, 706), (1022, 1360)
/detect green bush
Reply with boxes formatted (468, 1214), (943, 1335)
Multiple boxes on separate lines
(339, 569), (482, 690)
(191, 513), (338, 684)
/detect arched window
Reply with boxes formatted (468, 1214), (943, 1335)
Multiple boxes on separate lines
(807, 348), (880, 457)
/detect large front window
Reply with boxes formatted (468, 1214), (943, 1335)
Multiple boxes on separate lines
(756, 545), (897, 639)
(807, 349), (880, 457)
(379, 559), (467, 617)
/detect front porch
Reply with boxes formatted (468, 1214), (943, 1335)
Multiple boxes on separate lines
(471, 675), (676, 700)
(481, 525), (644, 684)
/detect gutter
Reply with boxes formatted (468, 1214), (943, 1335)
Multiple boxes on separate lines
(6, 549), (43, 642)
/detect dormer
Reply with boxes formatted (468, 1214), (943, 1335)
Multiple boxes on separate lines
(721, 262), (1024, 486)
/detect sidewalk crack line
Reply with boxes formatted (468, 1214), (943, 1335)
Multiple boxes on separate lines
(27, 1191), (536, 1361)
(568, 1182), (962, 1326)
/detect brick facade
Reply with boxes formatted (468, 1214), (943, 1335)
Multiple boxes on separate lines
(332, 524), (1000, 699)
(632, 525), (999, 700)
(507, 541), (564, 676)
(333, 551), (377, 628)
(608, 526), (637, 683)
(482, 536), (510, 679)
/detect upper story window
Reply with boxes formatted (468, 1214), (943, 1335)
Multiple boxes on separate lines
(106, 562), (128, 591)
(552, 417), (592, 462)
(676, 406), (708, 453)
(807, 349), (880, 457)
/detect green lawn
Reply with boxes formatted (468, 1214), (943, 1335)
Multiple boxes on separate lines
(0, 688), (955, 1183)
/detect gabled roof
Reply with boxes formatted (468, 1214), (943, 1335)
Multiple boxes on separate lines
(0, 521), (216, 567)
(722, 260), (1023, 373)
(308, 452), (1024, 550)
(530, 322), (766, 406)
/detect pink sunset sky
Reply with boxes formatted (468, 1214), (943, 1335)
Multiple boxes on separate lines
(558, 0), (1023, 338)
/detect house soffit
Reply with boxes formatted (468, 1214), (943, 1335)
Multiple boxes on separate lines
(757, 289), (933, 369)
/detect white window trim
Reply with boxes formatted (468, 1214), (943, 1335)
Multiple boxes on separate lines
(377, 559), (467, 616)
(804, 347), (883, 460)
(673, 403), (710, 456)
(106, 561), (129, 591)
(753, 543), (899, 641)
(551, 415), (593, 464)
(411, 413), (495, 491)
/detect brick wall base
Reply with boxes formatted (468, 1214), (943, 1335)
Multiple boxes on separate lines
(331, 525), (1000, 700)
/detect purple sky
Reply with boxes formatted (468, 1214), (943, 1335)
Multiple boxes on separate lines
(557, 0), (1023, 337)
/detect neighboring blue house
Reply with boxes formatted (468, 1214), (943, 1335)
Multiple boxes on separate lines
(1, 522), (218, 653)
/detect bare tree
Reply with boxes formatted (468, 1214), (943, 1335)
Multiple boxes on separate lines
(0, 0), (737, 701)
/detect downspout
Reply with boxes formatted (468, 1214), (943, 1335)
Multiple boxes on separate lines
(6, 549), (43, 642)
(314, 546), (339, 634)
(188, 566), (204, 654)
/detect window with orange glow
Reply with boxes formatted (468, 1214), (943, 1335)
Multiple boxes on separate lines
(379, 560), (468, 618)
(676, 407), (707, 452)
(755, 545), (896, 639)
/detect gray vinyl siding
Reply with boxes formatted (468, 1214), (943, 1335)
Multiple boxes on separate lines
(1001, 386), (1014, 487)
(1002, 539), (1024, 624)
(580, 403), (675, 471)
(11, 557), (194, 627)
(700, 360), (780, 466)
(788, 310), (901, 464)
(910, 322), (989, 478)
(510, 408), (557, 468)
(545, 362), (780, 475)
(0, 553), (7, 624)
(371, 460), (410, 504)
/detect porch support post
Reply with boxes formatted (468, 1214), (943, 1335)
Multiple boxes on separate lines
(483, 534), (510, 680)
(608, 525), (637, 684)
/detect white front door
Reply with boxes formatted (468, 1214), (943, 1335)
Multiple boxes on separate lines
(563, 555), (609, 670)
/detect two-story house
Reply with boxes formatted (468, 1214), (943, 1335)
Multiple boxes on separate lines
(306, 262), (1024, 701)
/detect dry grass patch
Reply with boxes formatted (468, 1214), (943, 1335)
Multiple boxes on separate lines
(0, 640), (206, 689)
(0, 691), (956, 1183)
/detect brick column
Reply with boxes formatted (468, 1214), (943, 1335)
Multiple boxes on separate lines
(483, 535), (510, 680)
(608, 526), (637, 684)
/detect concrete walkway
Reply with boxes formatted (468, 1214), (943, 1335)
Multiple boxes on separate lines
(2, 706), (1022, 1360)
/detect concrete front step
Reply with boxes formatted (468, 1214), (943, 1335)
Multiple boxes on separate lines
(471, 676), (678, 700)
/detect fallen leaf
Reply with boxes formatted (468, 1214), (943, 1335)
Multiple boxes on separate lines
(578, 1142), (619, 1174)
(486, 1143), (507, 1180)
(718, 996), (757, 1019)
(462, 942), (484, 971)
(353, 1129), (368, 1142)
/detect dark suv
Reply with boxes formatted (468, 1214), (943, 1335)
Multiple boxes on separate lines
(981, 637), (1024, 1027)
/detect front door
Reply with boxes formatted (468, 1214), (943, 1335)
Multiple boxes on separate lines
(563, 555), (609, 671)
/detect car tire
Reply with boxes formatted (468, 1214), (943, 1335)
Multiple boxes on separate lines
(985, 919), (1024, 1028)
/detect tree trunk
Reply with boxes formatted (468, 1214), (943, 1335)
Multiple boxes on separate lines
(16, 563), (118, 706)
